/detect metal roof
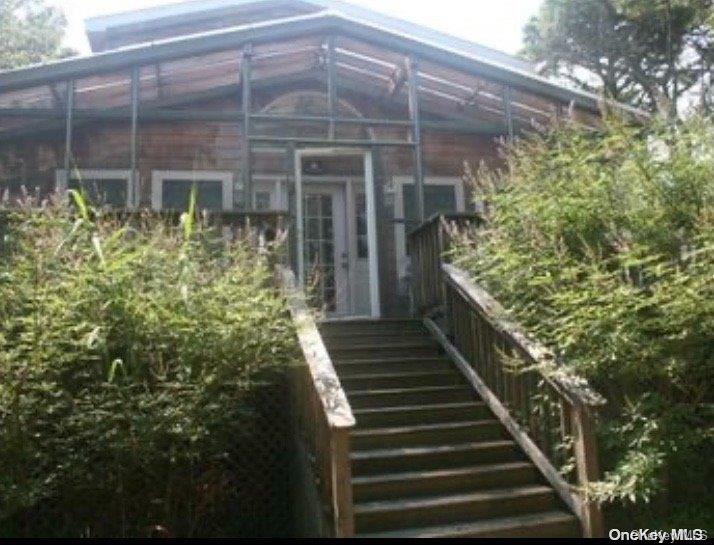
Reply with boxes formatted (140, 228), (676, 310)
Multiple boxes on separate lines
(85, 0), (535, 73)
(0, 3), (646, 118)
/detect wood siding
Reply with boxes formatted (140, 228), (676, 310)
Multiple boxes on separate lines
(0, 79), (501, 317)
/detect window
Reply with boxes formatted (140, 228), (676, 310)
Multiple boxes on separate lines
(392, 177), (465, 281)
(355, 192), (369, 259)
(151, 171), (233, 211)
(402, 184), (458, 232)
(255, 191), (272, 211)
(55, 169), (134, 209)
(235, 177), (288, 211)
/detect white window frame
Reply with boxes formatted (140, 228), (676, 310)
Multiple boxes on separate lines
(55, 169), (135, 209)
(252, 175), (289, 211)
(151, 170), (233, 211)
(392, 176), (466, 280)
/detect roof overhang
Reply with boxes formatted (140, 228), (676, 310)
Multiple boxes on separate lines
(0, 10), (646, 118)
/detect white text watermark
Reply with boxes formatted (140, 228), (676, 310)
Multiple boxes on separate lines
(609, 529), (708, 542)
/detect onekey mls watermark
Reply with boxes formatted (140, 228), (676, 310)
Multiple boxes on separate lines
(609, 529), (708, 542)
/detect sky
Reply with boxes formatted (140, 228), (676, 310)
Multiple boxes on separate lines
(50, 0), (543, 56)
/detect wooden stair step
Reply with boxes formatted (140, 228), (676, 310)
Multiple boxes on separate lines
(321, 325), (425, 338)
(354, 401), (490, 427)
(321, 318), (422, 326)
(317, 319), (581, 538)
(322, 329), (427, 342)
(351, 440), (522, 475)
(329, 342), (442, 359)
(320, 319), (422, 330)
(347, 385), (475, 408)
(354, 485), (558, 533)
(358, 509), (580, 538)
(324, 334), (427, 347)
(335, 356), (453, 375)
(341, 370), (462, 390)
(329, 339), (437, 349)
(352, 419), (505, 449)
(352, 461), (540, 501)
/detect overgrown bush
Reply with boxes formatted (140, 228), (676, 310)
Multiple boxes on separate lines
(456, 116), (713, 530)
(0, 195), (297, 537)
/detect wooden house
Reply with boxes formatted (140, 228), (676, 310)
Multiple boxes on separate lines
(0, 0), (642, 319)
(0, 1), (638, 537)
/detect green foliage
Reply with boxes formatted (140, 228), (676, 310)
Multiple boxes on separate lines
(0, 0), (74, 69)
(523, 0), (714, 116)
(455, 116), (713, 528)
(0, 197), (297, 536)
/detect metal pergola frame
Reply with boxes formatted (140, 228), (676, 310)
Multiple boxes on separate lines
(0, 9), (637, 216)
(0, 41), (509, 220)
(0, 11), (640, 114)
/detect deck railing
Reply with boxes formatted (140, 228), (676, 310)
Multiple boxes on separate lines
(409, 214), (606, 538)
(409, 213), (483, 314)
(278, 266), (355, 537)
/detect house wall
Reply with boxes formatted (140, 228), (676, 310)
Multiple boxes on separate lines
(0, 79), (502, 316)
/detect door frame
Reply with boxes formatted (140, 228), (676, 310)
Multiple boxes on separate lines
(294, 147), (380, 318)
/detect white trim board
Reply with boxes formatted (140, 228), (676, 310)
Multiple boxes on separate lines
(151, 169), (233, 211)
(55, 168), (135, 209)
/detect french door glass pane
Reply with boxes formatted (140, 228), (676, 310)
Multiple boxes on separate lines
(303, 192), (336, 312)
(355, 193), (369, 259)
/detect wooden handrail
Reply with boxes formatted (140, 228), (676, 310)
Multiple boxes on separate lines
(409, 214), (606, 537)
(443, 264), (605, 410)
(279, 266), (356, 430)
(407, 212), (482, 314)
(278, 266), (355, 537)
(407, 211), (482, 239)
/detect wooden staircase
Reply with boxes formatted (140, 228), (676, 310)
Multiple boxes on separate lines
(320, 319), (581, 538)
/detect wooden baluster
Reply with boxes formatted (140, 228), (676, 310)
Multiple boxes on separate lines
(476, 313), (486, 383)
(561, 401), (575, 483)
(464, 303), (473, 366)
(503, 339), (512, 412)
(571, 405), (604, 537)
(526, 370), (538, 444)
(436, 218), (445, 310)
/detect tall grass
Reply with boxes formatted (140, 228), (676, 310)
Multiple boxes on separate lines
(455, 115), (713, 530)
(0, 194), (297, 537)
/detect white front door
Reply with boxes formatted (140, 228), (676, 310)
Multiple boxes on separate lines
(295, 149), (380, 318)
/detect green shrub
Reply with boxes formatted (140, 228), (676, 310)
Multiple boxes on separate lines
(455, 116), (713, 530)
(0, 196), (297, 537)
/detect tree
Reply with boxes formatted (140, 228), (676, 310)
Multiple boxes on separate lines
(523, 0), (714, 117)
(0, 0), (74, 70)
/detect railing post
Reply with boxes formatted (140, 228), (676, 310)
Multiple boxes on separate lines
(436, 217), (448, 312)
(331, 428), (354, 537)
(130, 66), (139, 208)
(571, 404), (604, 537)
(63, 79), (74, 174)
(406, 55), (425, 224)
(241, 44), (253, 210)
